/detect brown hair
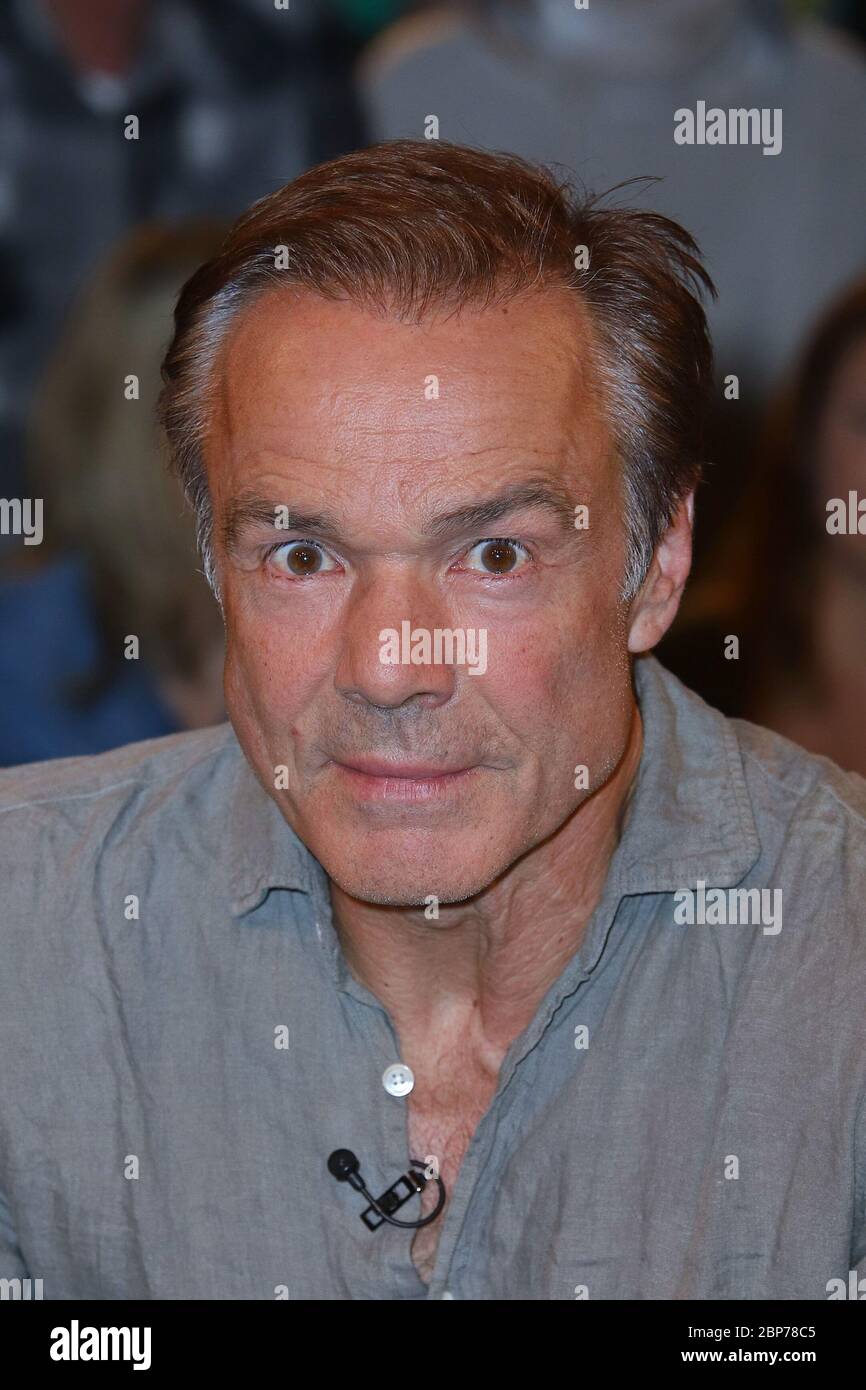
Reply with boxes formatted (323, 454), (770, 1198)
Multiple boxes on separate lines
(158, 139), (715, 599)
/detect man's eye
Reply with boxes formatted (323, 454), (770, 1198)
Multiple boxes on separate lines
(462, 538), (530, 575)
(268, 541), (337, 577)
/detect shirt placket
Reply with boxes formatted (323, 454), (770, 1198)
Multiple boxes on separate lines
(418, 876), (630, 1299)
(336, 975), (431, 1298)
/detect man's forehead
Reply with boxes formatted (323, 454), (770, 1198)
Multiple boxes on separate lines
(214, 283), (602, 406)
(207, 286), (609, 484)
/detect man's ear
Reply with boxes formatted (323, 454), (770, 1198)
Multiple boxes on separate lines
(627, 491), (694, 654)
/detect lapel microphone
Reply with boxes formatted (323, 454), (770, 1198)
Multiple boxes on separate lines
(327, 1149), (447, 1231)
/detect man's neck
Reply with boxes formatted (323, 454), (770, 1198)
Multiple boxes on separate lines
(329, 700), (644, 1062)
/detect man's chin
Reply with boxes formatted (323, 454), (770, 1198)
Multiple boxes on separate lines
(309, 834), (505, 909)
(328, 876), (491, 910)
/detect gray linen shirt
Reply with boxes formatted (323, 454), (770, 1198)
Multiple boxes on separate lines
(1, 654), (865, 1301)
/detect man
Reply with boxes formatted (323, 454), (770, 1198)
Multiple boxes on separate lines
(1, 141), (864, 1301)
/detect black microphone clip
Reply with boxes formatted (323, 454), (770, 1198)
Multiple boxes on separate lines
(327, 1148), (446, 1231)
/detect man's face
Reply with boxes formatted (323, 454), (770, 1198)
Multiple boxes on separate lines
(208, 287), (638, 905)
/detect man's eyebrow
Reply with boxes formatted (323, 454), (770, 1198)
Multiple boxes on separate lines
(425, 481), (578, 539)
(221, 497), (342, 552)
(221, 480), (578, 552)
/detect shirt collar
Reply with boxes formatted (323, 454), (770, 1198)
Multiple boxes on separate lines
(226, 652), (762, 924)
(227, 748), (317, 916)
(616, 653), (761, 894)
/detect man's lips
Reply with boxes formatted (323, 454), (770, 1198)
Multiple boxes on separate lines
(330, 755), (480, 802)
(335, 756), (476, 779)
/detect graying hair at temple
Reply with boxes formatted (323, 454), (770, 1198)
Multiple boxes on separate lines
(158, 139), (716, 605)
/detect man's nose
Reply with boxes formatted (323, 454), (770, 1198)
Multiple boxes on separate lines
(334, 569), (458, 712)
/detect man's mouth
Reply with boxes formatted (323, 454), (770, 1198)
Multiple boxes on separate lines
(331, 756), (479, 802)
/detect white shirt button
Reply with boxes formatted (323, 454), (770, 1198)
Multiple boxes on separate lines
(382, 1062), (414, 1097)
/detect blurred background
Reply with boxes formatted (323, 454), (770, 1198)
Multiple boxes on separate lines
(0, 0), (863, 771)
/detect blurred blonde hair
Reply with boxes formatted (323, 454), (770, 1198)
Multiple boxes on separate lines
(28, 221), (228, 695)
